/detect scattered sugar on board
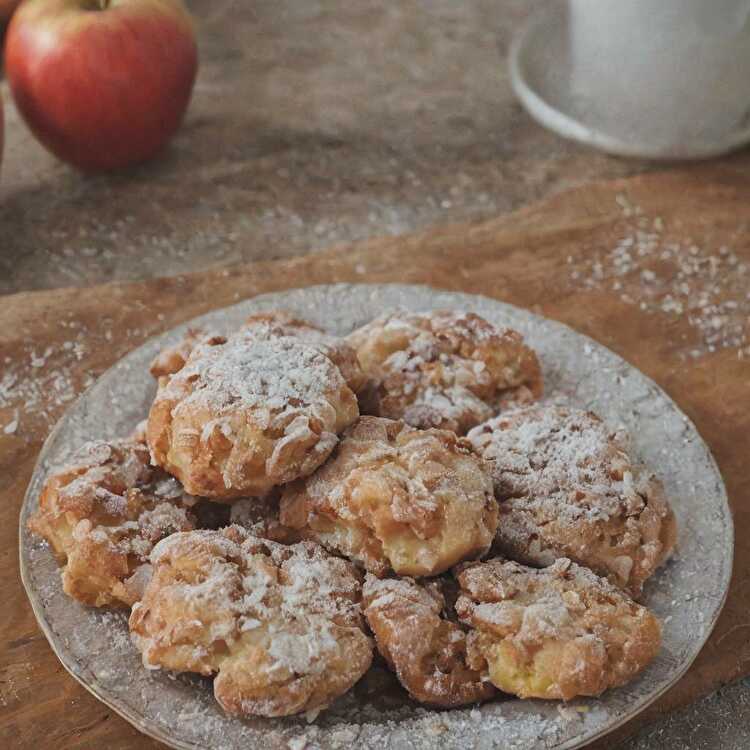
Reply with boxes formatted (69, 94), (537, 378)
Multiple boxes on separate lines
(160, 335), (342, 417)
(568, 193), (749, 360)
(0, 313), (166, 435)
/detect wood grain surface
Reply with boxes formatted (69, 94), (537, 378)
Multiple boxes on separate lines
(1, 166), (748, 749)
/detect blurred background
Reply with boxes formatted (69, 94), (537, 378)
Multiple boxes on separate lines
(0, 0), (658, 293)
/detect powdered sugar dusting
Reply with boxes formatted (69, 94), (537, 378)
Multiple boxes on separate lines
(131, 528), (372, 718)
(348, 308), (541, 434)
(0, 314), (166, 439)
(468, 404), (631, 522)
(163, 337), (344, 416)
(147, 529), (366, 645)
(467, 404), (676, 594)
(19, 284), (732, 750)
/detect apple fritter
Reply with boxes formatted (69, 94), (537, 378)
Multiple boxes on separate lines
(346, 309), (542, 434)
(455, 557), (661, 700)
(362, 574), (496, 707)
(279, 416), (498, 578)
(27, 439), (197, 607)
(129, 526), (373, 718)
(146, 324), (359, 499)
(467, 404), (677, 596)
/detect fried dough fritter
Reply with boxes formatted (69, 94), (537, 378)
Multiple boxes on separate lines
(454, 557), (661, 700)
(149, 311), (366, 395)
(146, 325), (359, 500)
(279, 416), (498, 578)
(467, 404), (677, 596)
(27, 439), (197, 607)
(346, 310), (542, 435)
(362, 574), (496, 707)
(129, 526), (373, 718)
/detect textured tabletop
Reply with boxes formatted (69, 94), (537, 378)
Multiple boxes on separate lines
(1, 2), (748, 749)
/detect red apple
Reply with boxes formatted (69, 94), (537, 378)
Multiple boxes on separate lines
(5, 0), (197, 171)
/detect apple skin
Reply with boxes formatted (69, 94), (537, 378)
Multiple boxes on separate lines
(5, 0), (198, 171)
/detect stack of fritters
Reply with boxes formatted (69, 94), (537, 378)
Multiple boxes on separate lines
(29, 309), (675, 717)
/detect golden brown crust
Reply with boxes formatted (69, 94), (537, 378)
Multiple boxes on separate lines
(279, 416), (498, 577)
(467, 405), (677, 596)
(128, 526), (373, 718)
(362, 574), (496, 706)
(346, 310), (543, 434)
(454, 557), (662, 700)
(146, 325), (359, 499)
(149, 329), (227, 379)
(27, 439), (197, 607)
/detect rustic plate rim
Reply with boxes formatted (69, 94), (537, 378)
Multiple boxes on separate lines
(19, 282), (734, 750)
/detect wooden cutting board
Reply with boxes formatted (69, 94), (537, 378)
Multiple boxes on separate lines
(1, 166), (748, 750)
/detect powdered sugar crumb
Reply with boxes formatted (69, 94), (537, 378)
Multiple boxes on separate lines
(567, 196), (749, 360)
(3, 413), (18, 434)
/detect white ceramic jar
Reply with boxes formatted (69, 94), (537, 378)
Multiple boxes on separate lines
(512, 0), (750, 158)
(569, 0), (750, 153)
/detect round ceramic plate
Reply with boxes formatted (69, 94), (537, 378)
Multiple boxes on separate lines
(20, 283), (732, 750)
